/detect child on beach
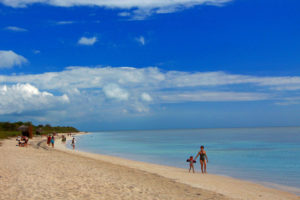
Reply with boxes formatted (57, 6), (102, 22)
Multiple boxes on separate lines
(186, 156), (196, 173)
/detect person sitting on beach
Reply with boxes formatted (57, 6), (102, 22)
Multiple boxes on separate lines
(24, 137), (29, 147)
(17, 136), (28, 147)
(186, 156), (196, 173)
(51, 135), (55, 148)
(16, 136), (24, 147)
(16, 136), (21, 146)
(195, 145), (208, 173)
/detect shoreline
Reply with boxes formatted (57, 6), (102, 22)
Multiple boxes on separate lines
(57, 132), (299, 200)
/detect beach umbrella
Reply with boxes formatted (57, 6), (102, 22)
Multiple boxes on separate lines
(17, 125), (28, 131)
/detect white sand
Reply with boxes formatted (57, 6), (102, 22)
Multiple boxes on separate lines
(0, 134), (299, 200)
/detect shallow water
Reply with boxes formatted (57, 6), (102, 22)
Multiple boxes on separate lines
(68, 127), (300, 190)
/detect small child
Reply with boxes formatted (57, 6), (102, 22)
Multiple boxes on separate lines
(186, 156), (196, 173)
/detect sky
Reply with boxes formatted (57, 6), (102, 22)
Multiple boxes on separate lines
(0, 0), (300, 131)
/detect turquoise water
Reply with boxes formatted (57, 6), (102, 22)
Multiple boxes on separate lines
(69, 127), (300, 190)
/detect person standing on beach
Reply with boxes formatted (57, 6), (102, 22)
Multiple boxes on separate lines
(51, 135), (55, 148)
(195, 146), (208, 173)
(71, 137), (75, 150)
(61, 135), (66, 143)
(47, 135), (51, 146)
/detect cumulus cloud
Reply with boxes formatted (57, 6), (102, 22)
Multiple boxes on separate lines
(78, 36), (97, 46)
(103, 84), (129, 100)
(4, 26), (27, 32)
(141, 92), (152, 102)
(0, 50), (28, 68)
(0, 83), (69, 115)
(0, 0), (232, 18)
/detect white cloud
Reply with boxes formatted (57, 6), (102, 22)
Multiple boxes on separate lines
(0, 50), (28, 68)
(1, 66), (300, 120)
(159, 91), (269, 103)
(56, 21), (75, 25)
(0, 0), (232, 18)
(141, 92), (152, 102)
(78, 36), (97, 46)
(4, 26), (27, 32)
(272, 85), (300, 91)
(2, 66), (300, 93)
(0, 83), (69, 114)
(118, 12), (131, 17)
(103, 84), (129, 100)
(2, 66), (300, 95)
(136, 36), (146, 45)
(274, 97), (300, 106)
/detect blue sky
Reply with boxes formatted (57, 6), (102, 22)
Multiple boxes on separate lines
(0, 0), (300, 131)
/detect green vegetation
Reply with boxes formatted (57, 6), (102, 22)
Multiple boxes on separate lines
(0, 121), (79, 139)
(0, 131), (20, 140)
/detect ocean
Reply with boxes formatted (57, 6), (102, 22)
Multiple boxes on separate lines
(67, 127), (300, 191)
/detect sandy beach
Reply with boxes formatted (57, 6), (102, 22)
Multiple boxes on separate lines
(0, 134), (299, 200)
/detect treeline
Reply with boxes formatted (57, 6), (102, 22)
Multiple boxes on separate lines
(0, 121), (79, 139)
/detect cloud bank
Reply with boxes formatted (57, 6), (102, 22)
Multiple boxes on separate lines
(1, 66), (300, 122)
(0, 0), (232, 18)
(1, 66), (300, 103)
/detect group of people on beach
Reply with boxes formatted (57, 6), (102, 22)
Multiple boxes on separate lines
(47, 133), (76, 149)
(187, 145), (208, 174)
(47, 135), (55, 148)
(62, 134), (76, 149)
(16, 136), (29, 147)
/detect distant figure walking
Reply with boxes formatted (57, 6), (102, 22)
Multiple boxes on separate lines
(47, 135), (51, 146)
(195, 146), (208, 173)
(71, 137), (75, 150)
(51, 135), (55, 148)
(186, 156), (196, 173)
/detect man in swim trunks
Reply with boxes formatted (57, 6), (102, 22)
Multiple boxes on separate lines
(195, 145), (208, 173)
